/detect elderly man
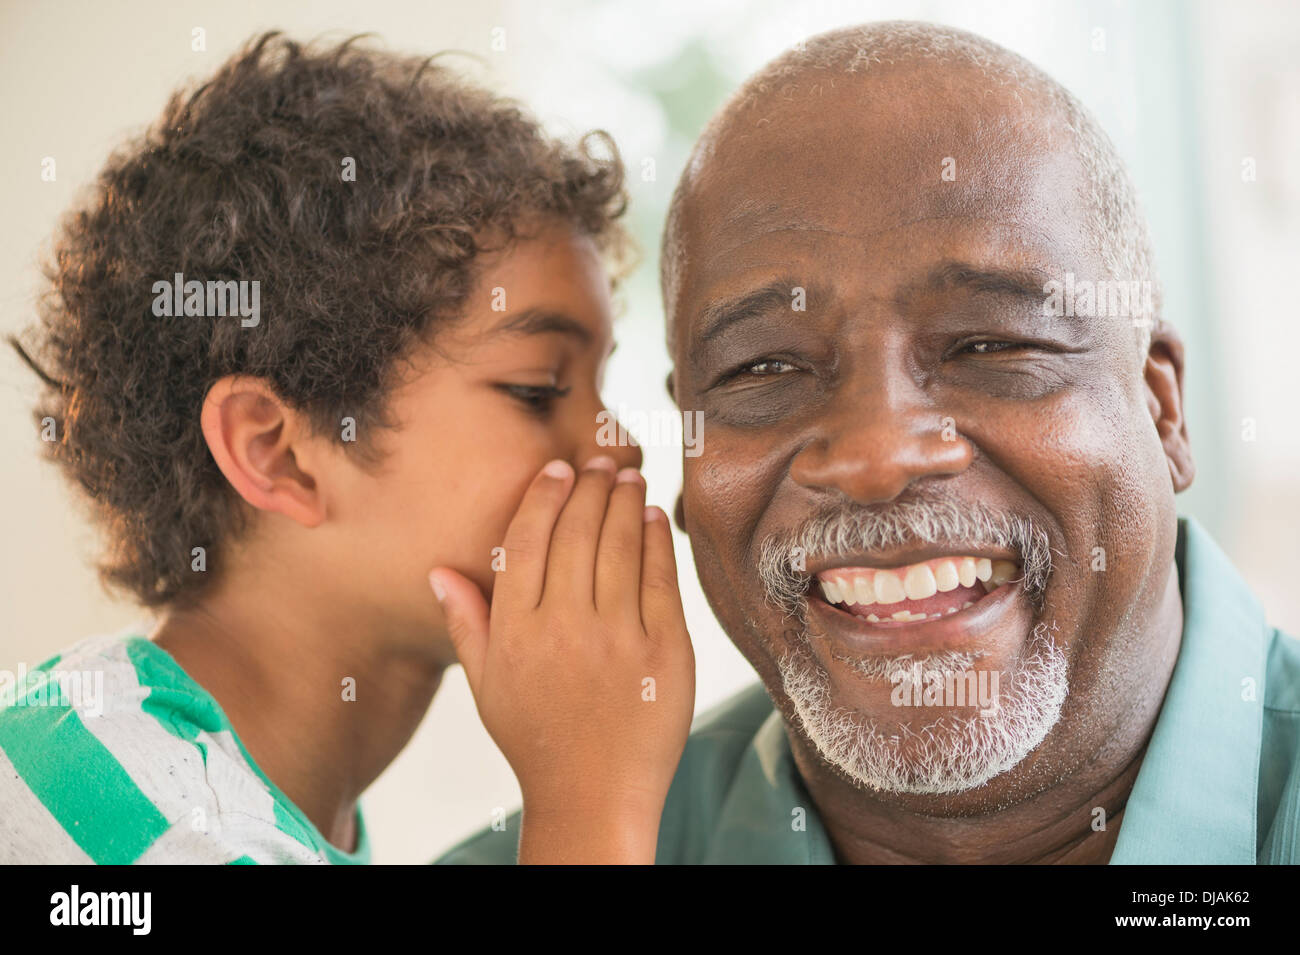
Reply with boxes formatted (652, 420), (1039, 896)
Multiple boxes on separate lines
(440, 21), (1299, 864)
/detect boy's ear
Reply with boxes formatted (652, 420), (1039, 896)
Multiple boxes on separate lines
(200, 376), (327, 527)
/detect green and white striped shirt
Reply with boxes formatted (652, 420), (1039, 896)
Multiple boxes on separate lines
(0, 628), (369, 864)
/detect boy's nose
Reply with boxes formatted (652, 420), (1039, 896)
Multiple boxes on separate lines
(580, 410), (643, 472)
(609, 435), (642, 472)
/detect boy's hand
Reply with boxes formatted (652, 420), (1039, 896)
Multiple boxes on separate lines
(428, 456), (696, 864)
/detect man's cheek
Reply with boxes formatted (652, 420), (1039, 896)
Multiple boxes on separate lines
(686, 446), (794, 646)
(687, 440), (775, 565)
(994, 395), (1160, 618)
(982, 382), (1135, 505)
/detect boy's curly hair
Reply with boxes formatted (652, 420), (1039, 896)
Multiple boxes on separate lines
(10, 31), (629, 608)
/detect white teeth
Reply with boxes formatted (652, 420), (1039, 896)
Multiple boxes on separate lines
(890, 610), (930, 622)
(874, 571), (906, 604)
(934, 560), (960, 592)
(958, 557), (978, 588)
(989, 559), (1017, 588)
(821, 556), (1020, 611)
(867, 613), (881, 623)
(853, 576), (875, 605)
(962, 600), (974, 609)
(946, 606), (958, 614)
(903, 564), (937, 600)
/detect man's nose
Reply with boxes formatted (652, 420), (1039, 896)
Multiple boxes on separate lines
(788, 379), (972, 505)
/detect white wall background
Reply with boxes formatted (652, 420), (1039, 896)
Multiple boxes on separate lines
(2, 0), (1296, 862)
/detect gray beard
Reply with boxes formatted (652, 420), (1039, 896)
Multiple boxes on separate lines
(777, 621), (1068, 795)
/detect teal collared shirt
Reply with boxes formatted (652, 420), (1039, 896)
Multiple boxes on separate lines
(436, 516), (1300, 864)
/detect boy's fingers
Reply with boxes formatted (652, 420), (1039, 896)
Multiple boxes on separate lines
(594, 468), (647, 618)
(429, 568), (490, 696)
(497, 460), (576, 613)
(545, 456), (617, 606)
(639, 505), (688, 640)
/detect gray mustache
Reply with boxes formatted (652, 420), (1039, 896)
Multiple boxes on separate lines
(757, 498), (1053, 618)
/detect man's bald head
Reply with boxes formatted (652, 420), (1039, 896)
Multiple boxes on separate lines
(661, 20), (1160, 353)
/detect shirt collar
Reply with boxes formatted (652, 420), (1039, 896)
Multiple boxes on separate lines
(703, 708), (837, 863)
(1109, 515), (1266, 863)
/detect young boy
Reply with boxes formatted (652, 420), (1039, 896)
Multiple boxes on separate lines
(3, 32), (694, 864)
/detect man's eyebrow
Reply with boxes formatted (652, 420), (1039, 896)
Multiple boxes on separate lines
(921, 261), (1053, 303)
(492, 308), (594, 345)
(698, 279), (805, 343)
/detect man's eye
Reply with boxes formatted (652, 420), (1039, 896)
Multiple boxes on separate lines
(500, 384), (571, 414)
(722, 357), (799, 381)
(748, 358), (797, 374)
(960, 340), (1039, 355)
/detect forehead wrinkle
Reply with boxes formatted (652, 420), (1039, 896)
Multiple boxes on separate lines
(709, 215), (1065, 255)
(695, 214), (1075, 293)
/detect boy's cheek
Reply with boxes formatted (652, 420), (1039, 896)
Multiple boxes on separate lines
(355, 437), (553, 606)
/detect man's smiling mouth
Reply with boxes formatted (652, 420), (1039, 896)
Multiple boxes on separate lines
(813, 555), (1021, 627)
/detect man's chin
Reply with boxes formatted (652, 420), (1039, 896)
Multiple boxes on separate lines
(777, 619), (1069, 797)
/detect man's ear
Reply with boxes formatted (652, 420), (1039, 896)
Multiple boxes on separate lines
(1144, 324), (1195, 493)
(200, 376), (328, 527)
(668, 368), (688, 530)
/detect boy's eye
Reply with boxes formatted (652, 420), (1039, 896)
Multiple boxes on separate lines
(499, 383), (571, 415)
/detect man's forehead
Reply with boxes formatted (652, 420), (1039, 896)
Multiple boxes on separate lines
(674, 149), (1088, 327)
(699, 189), (1072, 259)
(690, 80), (1069, 232)
(664, 62), (1102, 355)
